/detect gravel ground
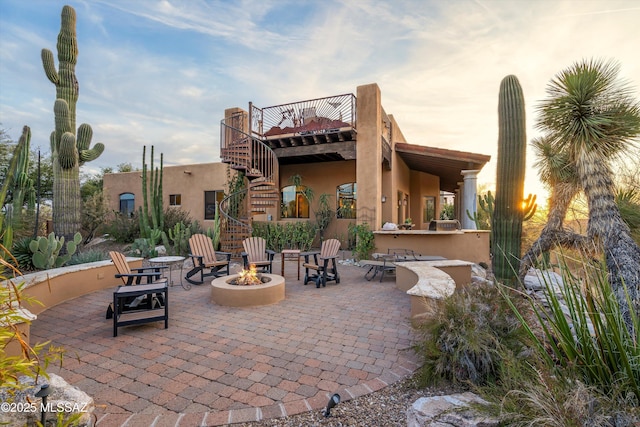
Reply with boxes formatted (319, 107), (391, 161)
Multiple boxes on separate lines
(236, 375), (466, 427)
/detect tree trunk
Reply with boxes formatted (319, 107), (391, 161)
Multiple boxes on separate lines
(580, 150), (640, 330)
(519, 182), (585, 278)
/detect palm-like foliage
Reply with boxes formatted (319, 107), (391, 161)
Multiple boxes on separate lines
(535, 58), (640, 329)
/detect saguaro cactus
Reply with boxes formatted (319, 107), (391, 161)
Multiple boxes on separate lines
(492, 75), (527, 286)
(42, 5), (104, 242)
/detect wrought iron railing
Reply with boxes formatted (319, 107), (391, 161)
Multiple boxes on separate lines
(250, 93), (356, 138)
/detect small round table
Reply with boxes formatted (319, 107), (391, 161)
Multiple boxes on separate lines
(149, 256), (189, 290)
(281, 249), (301, 280)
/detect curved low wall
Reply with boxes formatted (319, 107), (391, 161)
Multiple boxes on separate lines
(7, 258), (143, 315)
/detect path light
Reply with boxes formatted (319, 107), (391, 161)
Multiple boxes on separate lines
(35, 384), (51, 425)
(323, 393), (340, 417)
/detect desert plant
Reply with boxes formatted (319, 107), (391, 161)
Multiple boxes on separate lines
(413, 283), (531, 387)
(129, 237), (158, 258)
(11, 237), (35, 271)
(505, 253), (640, 401)
(0, 244), (64, 401)
(492, 75), (536, 287)
(138, 145), (164, 239)
(535, 58), (640, 331)
(348, 223), (375, 261)
(106, 210), (140, 243)
(81, 189), (109, 243)
(42, 5), (105, 242)
(315, 193), (335, 241)
(498, 252), (640, 425)
(29, 232), (81, 270)
(1, 126), (31, 256)
(252, 221), (317, 252)
(165, 221), (191, 256)
(66, 248), (109, 265)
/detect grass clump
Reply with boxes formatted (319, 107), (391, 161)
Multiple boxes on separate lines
(412, 282), (532, 387)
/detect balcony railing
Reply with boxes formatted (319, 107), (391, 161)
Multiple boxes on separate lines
(250, 93), (356, 139)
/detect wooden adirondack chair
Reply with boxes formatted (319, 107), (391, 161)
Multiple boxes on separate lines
(302, 239), (341, 288)
(242, 237), (276, 273)
(185, 234), (232, 285)
(107, 251), (168, 319)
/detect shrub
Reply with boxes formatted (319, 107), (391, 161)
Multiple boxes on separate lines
(66, 248), (109, 265)
(252, 221), (316, 252)
(10, 237), (35, 271)
(348, 223), (375, 261)
(163, 206), (193, 234)
(106, 211), (140, 243)
(412, 283), (532, 387)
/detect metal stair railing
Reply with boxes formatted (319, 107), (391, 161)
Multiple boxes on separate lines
(219, 119), (278, 255)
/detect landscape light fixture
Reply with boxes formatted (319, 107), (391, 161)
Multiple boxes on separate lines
(35, 383), (51, 425)
(323, 393), (340, 417)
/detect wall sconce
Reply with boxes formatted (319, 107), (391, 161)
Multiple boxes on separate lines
(183, 170), (192, 175)
(381, 195), (386, 203)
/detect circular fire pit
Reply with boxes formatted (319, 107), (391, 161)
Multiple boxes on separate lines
(211, 274), (285, 307)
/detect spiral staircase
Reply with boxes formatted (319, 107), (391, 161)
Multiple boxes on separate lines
(219, 116), (279, 255)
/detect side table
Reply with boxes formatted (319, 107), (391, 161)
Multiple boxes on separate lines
(149, 256), (190, 290)
(281, 249), (301, 280)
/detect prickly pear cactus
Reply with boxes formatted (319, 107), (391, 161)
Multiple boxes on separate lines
(42, 5), (104, 242)
(29, 232), (81, 269)
(492, 75), (527, 286)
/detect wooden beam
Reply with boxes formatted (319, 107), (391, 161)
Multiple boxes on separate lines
(273, 141), (356, 160)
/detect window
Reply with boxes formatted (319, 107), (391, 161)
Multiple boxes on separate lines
(205, 190), (225, 220)
(424, 196), (435, 223)
(281, 185), (309, 218)
(169, 194), (181, 206)
(337, 183), (356, 219)
(119, 193), (135, 217)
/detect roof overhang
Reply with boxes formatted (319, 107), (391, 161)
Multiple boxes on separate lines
(394, 143), (491, 193)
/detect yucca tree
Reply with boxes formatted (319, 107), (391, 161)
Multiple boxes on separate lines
(519, 136), (590, 277)
(536, 58), (640, 329)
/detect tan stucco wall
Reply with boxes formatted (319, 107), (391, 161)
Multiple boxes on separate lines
(10, 258), (143, 315)
(103, 163), (231, 227)
(278, 161), (356, 244)
(374, 230), (490, 265)
(356, 83), (383, 227)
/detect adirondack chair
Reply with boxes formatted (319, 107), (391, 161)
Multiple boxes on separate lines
(185, 234), (232, 285)
(242, 237), (276, 273)
(301, 239), (341, 288)
(107, 251), (168, 319)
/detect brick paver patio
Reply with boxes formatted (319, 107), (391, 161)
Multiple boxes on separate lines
(30, 256), (420, 426)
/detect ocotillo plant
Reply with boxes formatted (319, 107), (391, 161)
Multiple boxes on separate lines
(492, 75), (528, 287)
(42, 5), (104, 242)
(138, 145), (164, 239)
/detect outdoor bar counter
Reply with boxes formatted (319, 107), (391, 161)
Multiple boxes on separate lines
(373, 229), (490, 265)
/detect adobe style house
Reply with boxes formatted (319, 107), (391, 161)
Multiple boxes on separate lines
(103, 83), (491, 262)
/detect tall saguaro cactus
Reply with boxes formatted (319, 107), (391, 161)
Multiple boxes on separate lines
(41, 5), (104, 241)
(492, 75), (527, 286)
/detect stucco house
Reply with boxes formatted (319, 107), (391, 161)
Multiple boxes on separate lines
(103, 83), (491, 262)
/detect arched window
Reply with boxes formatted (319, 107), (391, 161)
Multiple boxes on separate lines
(281, 185), (309, 218)
(337, 183), (356, 219)
(119, 193), (135, 217)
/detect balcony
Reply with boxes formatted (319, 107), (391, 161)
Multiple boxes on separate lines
(250, 94), (357, 164)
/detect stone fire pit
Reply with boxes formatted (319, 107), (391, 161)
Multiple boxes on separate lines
(211, 274), (285, 307)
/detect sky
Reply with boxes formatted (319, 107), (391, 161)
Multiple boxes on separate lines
(1, 0), (639, 207)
